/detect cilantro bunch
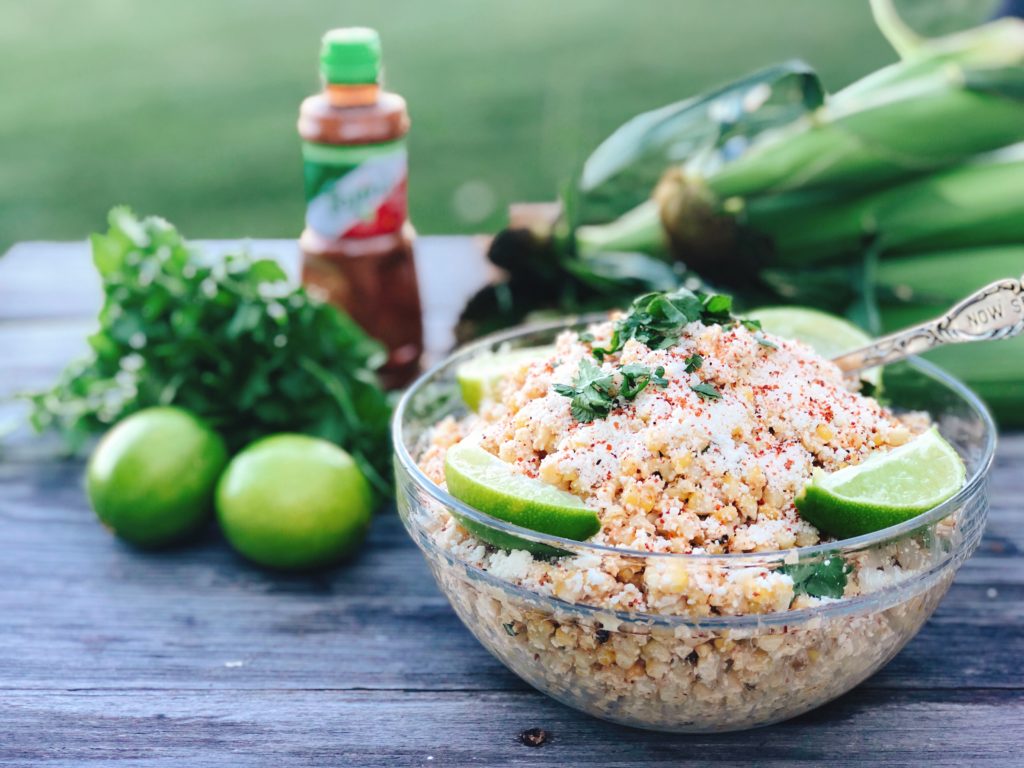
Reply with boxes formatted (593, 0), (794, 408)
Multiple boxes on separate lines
(28, 208), (393, 495)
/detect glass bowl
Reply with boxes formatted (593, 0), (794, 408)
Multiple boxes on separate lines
(393, 318), (995, 733)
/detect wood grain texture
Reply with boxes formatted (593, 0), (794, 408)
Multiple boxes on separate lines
(3, 690), (1022, 767)
(1, 240), (1022, 766)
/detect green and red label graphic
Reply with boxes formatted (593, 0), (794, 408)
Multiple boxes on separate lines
(302, 140), (407, 239)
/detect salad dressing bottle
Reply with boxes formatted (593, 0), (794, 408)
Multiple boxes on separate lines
(298, 27), (423, 388)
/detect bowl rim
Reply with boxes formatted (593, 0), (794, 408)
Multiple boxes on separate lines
(393, 314), (997, 562)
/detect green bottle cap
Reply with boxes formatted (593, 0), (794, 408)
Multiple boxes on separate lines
(319, 27), (382, 85)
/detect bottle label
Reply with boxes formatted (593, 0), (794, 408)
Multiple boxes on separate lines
(303, 140), (407, 239)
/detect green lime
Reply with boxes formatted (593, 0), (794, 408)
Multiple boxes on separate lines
(795, 426), (966, 539)
(456, 346), (554, 411)
(444, 438), (599, 555)
(86, 407), (228, 548)
(747, 306), (882, 389)
(216, 434), (373, 570)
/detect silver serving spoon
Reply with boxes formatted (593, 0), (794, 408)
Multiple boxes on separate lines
(832, 275), (1024, 375)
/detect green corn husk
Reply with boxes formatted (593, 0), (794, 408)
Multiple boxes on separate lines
(576, 61), (826, 228)
(576, 3), (1024, 265)
(760, 243), (1024, 313)
(876, 244), (1024, 304)
(705, 0), (1024, 198)
(709, 59), (1024, 199)
(745, 144), (1024, 265)
(580, 134), (1024, 273)
(580, 117), (1024, 277)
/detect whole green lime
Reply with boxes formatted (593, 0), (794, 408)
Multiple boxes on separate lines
(86, 407), (228, 548)
(215, 434), (373, 570)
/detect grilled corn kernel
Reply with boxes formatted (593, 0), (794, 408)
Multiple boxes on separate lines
(661, 562), (690, 593)
(672, 452), (693, 472)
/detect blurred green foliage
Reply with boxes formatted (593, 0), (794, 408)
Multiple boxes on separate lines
(0, 0), (996, 249)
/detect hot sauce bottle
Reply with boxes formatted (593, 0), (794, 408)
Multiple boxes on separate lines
(298, 27), (423, 388)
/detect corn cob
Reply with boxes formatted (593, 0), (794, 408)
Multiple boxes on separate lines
(576, 2), (1024, 266)
(746, 145), (1024, 265)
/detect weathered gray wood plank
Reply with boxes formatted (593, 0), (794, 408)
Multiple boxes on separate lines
(2, 689), (1022, 767)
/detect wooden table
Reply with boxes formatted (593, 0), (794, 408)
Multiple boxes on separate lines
(1, 238), (1022, 767)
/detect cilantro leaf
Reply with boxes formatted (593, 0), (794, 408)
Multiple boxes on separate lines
(690, 382), (722, 400)
(754, 334), (778, 349)
(699, 292), (734, 324)
(684, 354), (703, 373)
(779, 555), (851, 599)
(619, 364), (668, 400)
(553, 359), (616, 422)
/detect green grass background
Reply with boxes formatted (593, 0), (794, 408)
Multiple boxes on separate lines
(0, 1), (996, 250)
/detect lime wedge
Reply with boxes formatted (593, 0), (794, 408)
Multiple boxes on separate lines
(456, 346), (554, 411)
(747, 306), (882, 389)
(795, 426), (966, 539)
(444, 438), (600, 555)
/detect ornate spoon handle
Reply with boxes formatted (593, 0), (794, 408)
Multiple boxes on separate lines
(832, 275), (1024, 375)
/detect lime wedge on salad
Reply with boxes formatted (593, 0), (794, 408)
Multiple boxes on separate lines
(747, 306), (882, 389)
(795, 426), (966, 539)
(456, 346), (553, 411)
(444, 438), (599, 555)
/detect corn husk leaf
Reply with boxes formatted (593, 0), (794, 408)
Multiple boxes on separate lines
(749, 144), (1024, 263)
(760, 244), (1024, 311)
(575, 61), (824, 226)
(708, 59), (1024, 198)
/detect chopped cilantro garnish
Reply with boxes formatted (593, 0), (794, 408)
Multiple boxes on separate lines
(591, 290), (703, 360)
(619, 364), (668, 400)
(552, 359), (615, 422)
(779, 555), (851, 599)
(690, 382), (722, 400)
(563, 288), (777, 415)
(554, 361), (669, 422)
(702, 293), (734, 324)
(590, 289), (769, 361)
